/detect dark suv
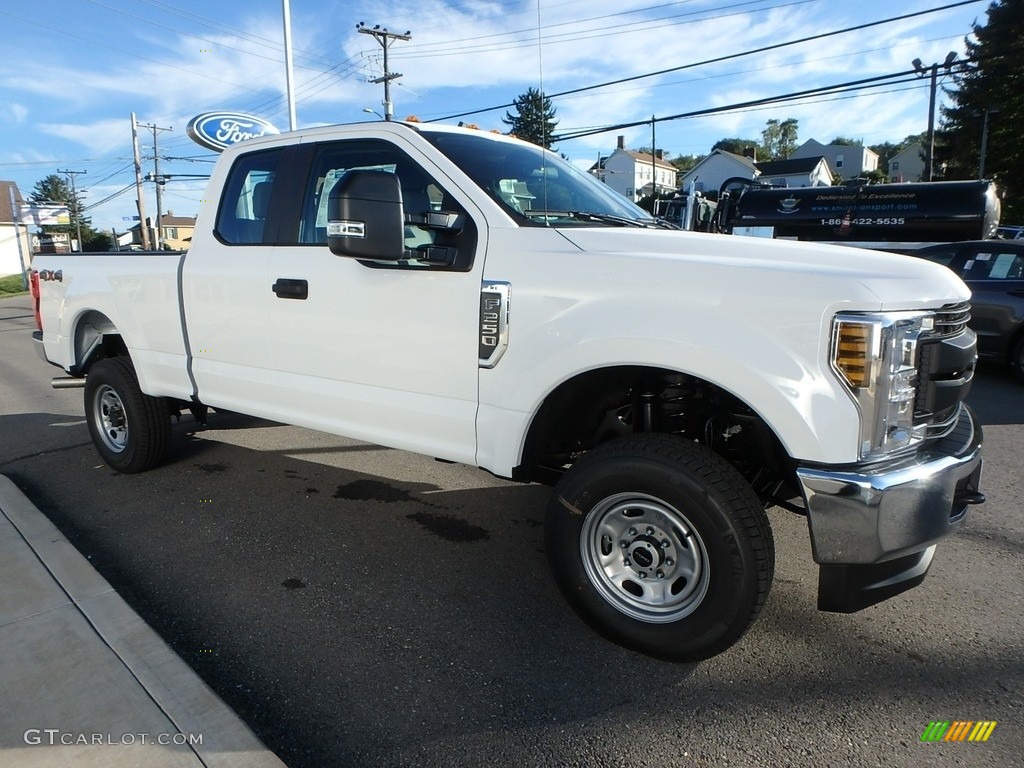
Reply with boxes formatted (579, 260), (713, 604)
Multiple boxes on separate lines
(913, 240), (1024, 381)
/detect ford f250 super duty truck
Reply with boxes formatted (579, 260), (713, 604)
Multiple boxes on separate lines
(30, 121), (984, 661)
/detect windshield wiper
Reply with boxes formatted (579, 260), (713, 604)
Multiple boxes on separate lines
(523, 209), (659, 228)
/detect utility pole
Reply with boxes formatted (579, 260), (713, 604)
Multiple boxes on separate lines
(978, 107), (999, 179)
(651, 115), (657, 207)
(139, 122), (172, 250)
(357, 22), (411, 121)
(57, 168), (86, 251)
(912, 52), (957, 182)
(130, 113), (150, 249)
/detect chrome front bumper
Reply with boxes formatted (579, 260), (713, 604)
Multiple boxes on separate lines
(796, 404), (983, 612)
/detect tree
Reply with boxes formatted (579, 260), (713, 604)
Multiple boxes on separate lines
(30, 174), (97, 249)
(502, 88), (558, 149)
(828, 136), (862, 146)
(939, 0), (1023, 221)
(711, 137), (759, 156)
(760, 118), (799, 161)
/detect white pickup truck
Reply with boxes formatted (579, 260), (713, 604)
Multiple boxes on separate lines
(31, 121), (984, 661)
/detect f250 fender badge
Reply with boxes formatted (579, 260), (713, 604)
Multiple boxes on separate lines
(479, 281), (510, 368)
(186, 112), (279, 153)
(37, 269), (63, 282)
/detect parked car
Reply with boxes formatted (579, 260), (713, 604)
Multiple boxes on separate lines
(913, 240), (1024, 381)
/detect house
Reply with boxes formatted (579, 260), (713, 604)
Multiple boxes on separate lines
(790, 139), (879, 178)
(591, 136), (678, 202)
(887, 143), (926, 183)
(130, 212), (197, 250)
(753, 157), (832, 188)
(0, 181), (32, 277)
(677, 150), (758, 198)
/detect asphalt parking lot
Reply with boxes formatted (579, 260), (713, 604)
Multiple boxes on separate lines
(1, 293), (1021, 767)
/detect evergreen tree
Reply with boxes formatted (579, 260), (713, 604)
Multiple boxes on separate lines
(502, 88), (558, 149)
(939, 0), (1023, 221)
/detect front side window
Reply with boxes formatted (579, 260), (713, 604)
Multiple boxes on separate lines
(216, 149), (282, 244)
(298, 139), (456, 249)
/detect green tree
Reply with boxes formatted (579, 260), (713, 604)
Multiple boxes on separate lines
(760, 118), (799, 161)
(502, 88), (558, 149)
(30, 174), (97, 249)
(828, 136), (862, 146)
(711, 137), (759, 156)
(939, 0), (1023, 220)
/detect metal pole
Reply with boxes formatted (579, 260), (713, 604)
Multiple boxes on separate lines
(978, 108), (998, 179)
(282, 0), (297, 130)
(140, 123), (172, 250)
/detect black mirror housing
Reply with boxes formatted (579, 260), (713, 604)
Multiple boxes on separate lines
(327, 170), (405, 260)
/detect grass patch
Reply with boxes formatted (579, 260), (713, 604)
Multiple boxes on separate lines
(0, 273), (29, 296)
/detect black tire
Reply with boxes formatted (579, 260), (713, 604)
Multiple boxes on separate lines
(546, 434), (774, 662)
(1011, 335), (1024, 384)
(84, 357), (172, 473)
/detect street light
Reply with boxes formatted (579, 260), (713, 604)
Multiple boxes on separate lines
(912, 51), (958, 181)
(362, 107), (384, 120)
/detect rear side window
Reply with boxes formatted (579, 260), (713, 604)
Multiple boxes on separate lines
(216, 149), (282, 244)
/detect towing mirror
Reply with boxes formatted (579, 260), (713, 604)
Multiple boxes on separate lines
(327, 170), (404, 260)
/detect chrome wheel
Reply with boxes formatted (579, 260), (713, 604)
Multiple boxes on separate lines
(93, 384), (129, 453)
(580, 492), (710, 623)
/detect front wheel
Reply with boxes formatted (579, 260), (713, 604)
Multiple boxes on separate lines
(546, 435), (774, 661)
(84, 357), (171, 473)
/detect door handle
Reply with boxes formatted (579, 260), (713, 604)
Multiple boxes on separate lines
(272, 278), (308, 300)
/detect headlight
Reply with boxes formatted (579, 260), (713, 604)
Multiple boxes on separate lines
(831, 311), (931, 460)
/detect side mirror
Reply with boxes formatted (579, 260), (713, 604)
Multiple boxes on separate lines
(327, 170), (404, 260)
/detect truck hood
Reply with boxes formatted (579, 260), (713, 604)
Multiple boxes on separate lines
(555, 227), (970, 311)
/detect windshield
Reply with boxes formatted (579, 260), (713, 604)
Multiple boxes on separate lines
(422, 130), (656, 226)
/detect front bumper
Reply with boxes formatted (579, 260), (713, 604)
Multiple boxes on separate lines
(796, 404), (983, 612)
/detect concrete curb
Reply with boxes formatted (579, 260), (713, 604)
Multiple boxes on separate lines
(0, 474), (287, 767)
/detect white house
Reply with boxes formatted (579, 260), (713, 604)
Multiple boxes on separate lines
(677, 150), (758, 198)
(0, 181), (32, 278)
(753, 157), (833, 187)
(591, 136), (678, 202)
(888, 143), (926, 182)
(790, 139), (879, 178)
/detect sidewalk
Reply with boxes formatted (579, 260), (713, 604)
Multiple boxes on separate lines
(0, 474), (287, 768)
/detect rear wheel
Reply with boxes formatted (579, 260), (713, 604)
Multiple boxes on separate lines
(546, 434), (774, 661)
(84, 357), (171, 473)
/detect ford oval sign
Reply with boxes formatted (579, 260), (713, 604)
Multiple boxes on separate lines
(186, 112), (280, 153)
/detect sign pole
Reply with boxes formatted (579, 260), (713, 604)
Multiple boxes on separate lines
(9, 185), (29, 290)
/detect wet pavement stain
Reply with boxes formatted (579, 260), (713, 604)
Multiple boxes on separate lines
(193, 463), (229, 473)
(333, 479), (416, 503)
(281, 578), (306, 590)
(406, 512), (490, 542)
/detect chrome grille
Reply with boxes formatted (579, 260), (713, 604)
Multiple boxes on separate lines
(932, 301), (971, 338)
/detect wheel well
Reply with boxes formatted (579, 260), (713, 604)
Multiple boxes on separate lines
(517, 366), (795, 502)
(72, 311), (127, 375)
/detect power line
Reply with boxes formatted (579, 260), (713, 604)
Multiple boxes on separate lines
(426, 0), (986, 123)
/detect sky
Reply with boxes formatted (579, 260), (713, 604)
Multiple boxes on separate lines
(0, 0), (992, 233)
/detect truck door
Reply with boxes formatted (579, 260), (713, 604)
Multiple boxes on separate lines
(264, 138), (487, 464)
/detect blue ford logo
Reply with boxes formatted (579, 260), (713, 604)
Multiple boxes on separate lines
(186, 112), (280, 153)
